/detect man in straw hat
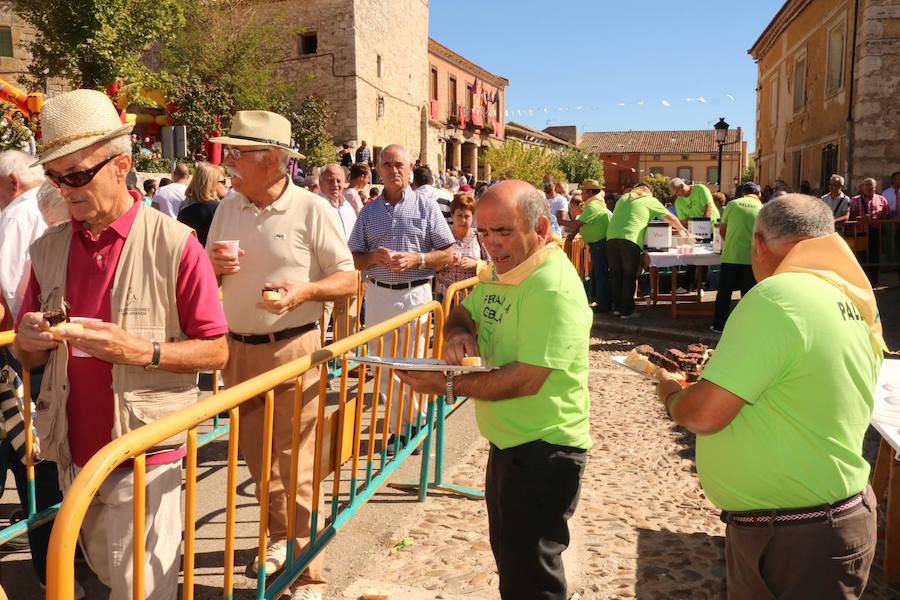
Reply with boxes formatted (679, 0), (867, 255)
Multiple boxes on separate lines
(558, 178), (612, 312)
(206, 111), (357, 600)
(13, 89), (229, 600)
(656, 195), (884, 599)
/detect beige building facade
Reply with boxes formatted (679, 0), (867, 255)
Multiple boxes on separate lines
(749, 0), (900, 192)
(581, 130), (748, 195)
(425, 38), (508, 179)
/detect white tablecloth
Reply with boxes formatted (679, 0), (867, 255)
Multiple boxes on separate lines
(646, 244), (722, 268)
(872, 359), (900, 455)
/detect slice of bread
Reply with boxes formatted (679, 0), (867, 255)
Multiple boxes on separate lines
(461, 356), (482, 367)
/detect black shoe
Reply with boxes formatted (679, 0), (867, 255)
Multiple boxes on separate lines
(384, 434), (421, 456)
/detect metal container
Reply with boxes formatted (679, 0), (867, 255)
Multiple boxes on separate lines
(687, 218), (712, 243)
(645, 221), (672, 251)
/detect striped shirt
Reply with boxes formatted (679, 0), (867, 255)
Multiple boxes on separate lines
(348, 186), (455, 284)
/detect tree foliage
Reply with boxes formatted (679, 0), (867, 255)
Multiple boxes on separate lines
(161, 0), (298, 153)
(557, 148), (604, 185)
(643, 173), (674, 203)
(483, 141), (562, 186)
(16, 0), (185, 90)
(288, 96), (337, 169)
(741, 156), (756, 183)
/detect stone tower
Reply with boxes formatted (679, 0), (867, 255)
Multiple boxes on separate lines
(274, 0), (430, 162)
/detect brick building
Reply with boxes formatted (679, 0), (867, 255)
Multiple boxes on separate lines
(425, 38), (508, 179)
(749, 0), (900, 192)
(504, 121), (574, 153)
(0, 2), (69, 98)
(581, 129), (748, 195)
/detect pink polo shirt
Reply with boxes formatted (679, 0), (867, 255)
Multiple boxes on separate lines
(17, 200), (228, 466)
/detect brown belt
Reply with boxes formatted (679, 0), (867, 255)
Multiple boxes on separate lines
(228, 322), (317, 345)
(721, 492), (866, 527)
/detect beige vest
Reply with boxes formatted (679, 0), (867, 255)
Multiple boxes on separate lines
(30, 202), (199, 471)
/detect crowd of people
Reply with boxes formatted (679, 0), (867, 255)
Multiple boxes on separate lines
(0, 86), (894, 600)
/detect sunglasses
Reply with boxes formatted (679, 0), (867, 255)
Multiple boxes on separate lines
(46, 155), (120, 188)
(224, 147), (270, 159)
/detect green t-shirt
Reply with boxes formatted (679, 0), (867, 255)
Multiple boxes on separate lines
(578, 200), (612, 243)
(461, 249), (593, 450)
(675, 183), (720, 224)
(607, 194), (670, 248)
(698, 273), (882, 511)
(720, 195), (762, 265)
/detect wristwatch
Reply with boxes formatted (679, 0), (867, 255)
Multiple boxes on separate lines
(144, 341), (161, 371)
(445, 371), (455, 404)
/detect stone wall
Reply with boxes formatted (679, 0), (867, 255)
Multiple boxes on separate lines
(0, 2), (69, 95)
(266, 0), (429, 163)
(851, 0), (900, 188)
(352, 0), (429, 162)
(267, 0), (360, 146)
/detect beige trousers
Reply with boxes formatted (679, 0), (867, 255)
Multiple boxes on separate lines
(223, 329), (325, 590)
(66, 461), (183, 600)
(363, 283), (430, 435)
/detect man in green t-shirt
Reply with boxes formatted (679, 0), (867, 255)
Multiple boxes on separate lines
(671, 178), (720, 291)
(396, 180), (591, 600)
(670, 177), (720, 223)
(711, 181), (762, 332)
(559, 178), (612, 312)
(655, 195), (883, 600)
(606, 183), (687, 318)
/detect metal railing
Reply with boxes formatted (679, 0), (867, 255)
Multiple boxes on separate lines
(46, 301), (446, 600)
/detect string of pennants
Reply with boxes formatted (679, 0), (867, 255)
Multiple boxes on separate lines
(502, 93), (738, 119)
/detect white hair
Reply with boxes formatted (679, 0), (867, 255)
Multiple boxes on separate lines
(669, 177), (686, 190)
(754, 194), (834, 242)
(101, 135), (133, 157)
(254, 148), (292, 175)
(829, 174), (845, 186)
(517, 186), (551, 230)
(0, 150), (44, 186)
(36, 180), (69, 226)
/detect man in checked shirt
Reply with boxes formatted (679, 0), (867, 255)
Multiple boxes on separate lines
(348, 144), (454, 452)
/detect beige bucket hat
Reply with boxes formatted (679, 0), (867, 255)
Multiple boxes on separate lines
(33, 89), (134, 167)
(209, 110), (304, 159)
(579, 178), (603, 191)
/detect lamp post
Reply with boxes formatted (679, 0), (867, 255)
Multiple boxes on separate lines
(714, 117), (729, 192)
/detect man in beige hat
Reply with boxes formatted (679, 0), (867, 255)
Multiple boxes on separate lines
(559, 179), (612, 312)
(207, 111), (357, 600)
(12, 89), (229, 600)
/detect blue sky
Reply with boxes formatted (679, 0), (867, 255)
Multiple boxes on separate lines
(429, 0), (787, 151)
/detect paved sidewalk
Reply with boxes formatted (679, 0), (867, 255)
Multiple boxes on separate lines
(338, 333), (900, 600)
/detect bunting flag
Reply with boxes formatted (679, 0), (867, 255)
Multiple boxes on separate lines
(501, 93), (740, 120)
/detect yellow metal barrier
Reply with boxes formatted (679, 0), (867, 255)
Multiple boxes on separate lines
(46, 301), (446, 600)
(439, 276), (480, 323)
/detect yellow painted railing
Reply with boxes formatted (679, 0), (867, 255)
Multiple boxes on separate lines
(46, 300), (446, 600)
(440, 276), (479, 324)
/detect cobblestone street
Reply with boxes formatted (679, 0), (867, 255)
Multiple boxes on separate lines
(339, 332), (900, 600)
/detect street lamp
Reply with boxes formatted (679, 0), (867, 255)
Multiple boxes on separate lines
(714, 117), (729, 192)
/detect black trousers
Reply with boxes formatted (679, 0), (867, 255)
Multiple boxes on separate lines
(485, 440), (586, 600)
(588, 241), (611, 312)
(607, 239), (643, 316)
(712, 263), (756, 330)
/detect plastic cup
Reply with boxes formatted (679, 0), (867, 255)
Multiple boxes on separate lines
(68, 317), (100, 358)
(214, 240), (240, 258)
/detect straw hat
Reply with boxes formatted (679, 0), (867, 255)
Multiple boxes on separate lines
(32, 89), (134, 166)
(579, 178), (603, 191)
(209, 110), (304, 159)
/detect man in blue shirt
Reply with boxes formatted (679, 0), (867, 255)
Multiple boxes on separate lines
(348, 144), (454, 450)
